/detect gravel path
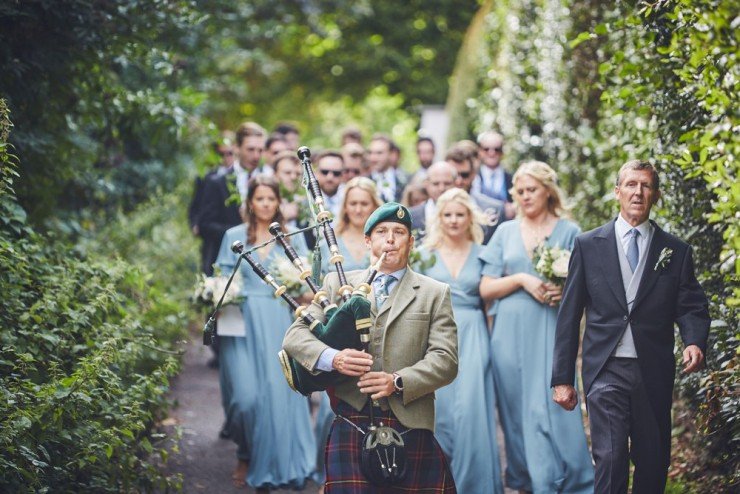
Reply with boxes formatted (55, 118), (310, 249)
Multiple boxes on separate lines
(160, 330), (321, 493)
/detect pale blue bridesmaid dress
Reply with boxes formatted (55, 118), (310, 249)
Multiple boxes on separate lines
(479, 219), (594, 493)
(420, 243), (504, 494)
(216, 224), (316, 489)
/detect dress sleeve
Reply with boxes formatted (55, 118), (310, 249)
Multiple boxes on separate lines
(480, 227), (505, 278)
(563, 221), (582, 250)
(215, 228), (237, 275)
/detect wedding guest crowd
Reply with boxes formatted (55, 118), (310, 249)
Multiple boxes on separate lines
(190, 120), (709, 494)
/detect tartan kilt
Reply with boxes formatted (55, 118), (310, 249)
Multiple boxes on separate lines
(325, 401), (457, 494)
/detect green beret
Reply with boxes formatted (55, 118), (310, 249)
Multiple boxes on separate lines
(364, 202), (413, 235)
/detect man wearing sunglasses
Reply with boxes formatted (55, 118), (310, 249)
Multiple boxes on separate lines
(315, 150), (345, 217)
(473, 131), (515, 219)
(446, 144), (505, 243)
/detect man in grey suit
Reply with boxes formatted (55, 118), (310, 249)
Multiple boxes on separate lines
(283, 202), (458, 492)
(551, 160), (710, 493)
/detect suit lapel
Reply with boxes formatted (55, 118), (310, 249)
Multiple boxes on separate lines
(631, 221), (666, 311)
(384, 269), (420, 328)
(596, 220), (629, 312)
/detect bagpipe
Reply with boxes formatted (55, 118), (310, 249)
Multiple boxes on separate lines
(202, 146), (408, 486)
(202, 146), (382, 396)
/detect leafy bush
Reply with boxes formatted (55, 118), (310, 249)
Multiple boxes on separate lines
(0, 102), (194, 492)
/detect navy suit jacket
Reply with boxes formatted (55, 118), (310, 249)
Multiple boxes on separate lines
(196, 172), (242, 275)
(552, 219), (709, 427)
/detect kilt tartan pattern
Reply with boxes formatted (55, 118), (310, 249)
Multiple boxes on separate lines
(325, 401), (457, 493)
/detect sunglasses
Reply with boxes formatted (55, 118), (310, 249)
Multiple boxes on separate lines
(481, 146), (503, 153)
(343, 168), (361, 175)
(319, 169), (343, 178)
(458, 171), (472, 179)
(218, 150), (234, 157)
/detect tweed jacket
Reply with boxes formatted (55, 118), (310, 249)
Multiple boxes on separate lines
(283, 267), (458, 431)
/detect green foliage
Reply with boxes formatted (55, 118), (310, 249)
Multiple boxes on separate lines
(300, 86), (421, 166)
(469, 0), (737, 489)
(471, 0), (615, 229)
(0, 104), (194, 492)
(186, 0), (478, 129)
(0, 0), (203, 224)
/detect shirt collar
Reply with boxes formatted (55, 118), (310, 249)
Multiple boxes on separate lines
(481, 165), (502, 179)
(616, 213), (651, 239)
(376, 267), (407, 282)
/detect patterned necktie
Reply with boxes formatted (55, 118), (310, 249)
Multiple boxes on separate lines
(626, 228), (640, 272)
(375, 274), (395, 308)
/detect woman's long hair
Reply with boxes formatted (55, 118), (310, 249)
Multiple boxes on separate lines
(423, 188), (486, 249)
(335, 177), (383, 234)
(245, 175), (285, 245)
(510, 161), (571, 218)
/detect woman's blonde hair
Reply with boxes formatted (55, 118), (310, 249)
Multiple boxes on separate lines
(510, 161), (570, 218)
(423, 188), (486, 249)
(335, 177), (383, 234)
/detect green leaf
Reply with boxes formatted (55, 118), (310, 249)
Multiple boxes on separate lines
(569, 31), (594, 48)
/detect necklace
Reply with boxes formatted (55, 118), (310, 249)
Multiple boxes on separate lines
(521, 215), (555, 252)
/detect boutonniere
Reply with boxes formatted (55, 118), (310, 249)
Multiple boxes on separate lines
(654, 247), (673, 271)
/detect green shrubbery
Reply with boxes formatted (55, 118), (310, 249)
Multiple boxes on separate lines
(0, 102), (195, 492)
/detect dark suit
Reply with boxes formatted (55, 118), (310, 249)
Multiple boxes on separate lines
(196, 172), (242, 276)
(188, 168), (221, 235)
(552, 219), (709, 493)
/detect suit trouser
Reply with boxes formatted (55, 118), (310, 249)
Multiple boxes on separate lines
(586, 357), (670, 494)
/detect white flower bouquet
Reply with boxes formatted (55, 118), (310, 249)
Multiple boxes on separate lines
(192, 272), (244, 311)
(269, 255), (310, 300)
(532, 244), (571, 286)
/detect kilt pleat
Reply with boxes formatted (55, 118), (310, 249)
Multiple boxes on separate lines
(325, 401), (457, 494)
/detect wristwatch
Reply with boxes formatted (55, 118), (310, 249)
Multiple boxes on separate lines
(392, 372), (404, 394)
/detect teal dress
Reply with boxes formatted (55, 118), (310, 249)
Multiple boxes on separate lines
(216, 225), (316, 489)
(479, 219), (594, 493)
(420, 244), (504, 494)
(318, 235), (370, 276)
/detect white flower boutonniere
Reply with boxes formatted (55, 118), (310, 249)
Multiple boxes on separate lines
(654, 247), (673, 271)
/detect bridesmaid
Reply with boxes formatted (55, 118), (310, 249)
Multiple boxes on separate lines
(419, 188), (504, 494)
(479, 161), (593, 493)
(216, 175), (316, 491)
(318, 176), (382, 275)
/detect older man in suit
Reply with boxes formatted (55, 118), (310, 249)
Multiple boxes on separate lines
(283, 202), (459, 493)
(551, 160), (710, 494)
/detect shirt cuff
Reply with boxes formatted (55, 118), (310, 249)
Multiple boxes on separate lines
(316, 348), (339, 372)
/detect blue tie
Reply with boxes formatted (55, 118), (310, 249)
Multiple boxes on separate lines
(375, 274), (395, 308)
(626, 229), (640, 272)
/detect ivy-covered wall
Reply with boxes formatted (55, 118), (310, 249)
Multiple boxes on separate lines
(465, 0), (737, 490)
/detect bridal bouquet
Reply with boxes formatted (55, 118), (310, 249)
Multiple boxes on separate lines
(532, 244), (571, 286)
(269, 255), (311, 300)
(192, 272), (244, 311)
